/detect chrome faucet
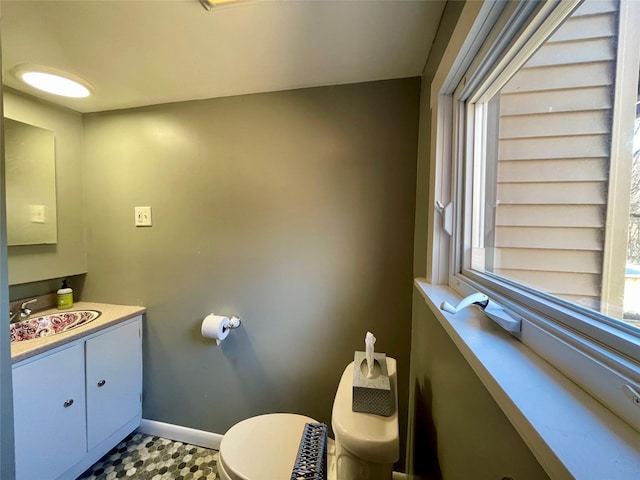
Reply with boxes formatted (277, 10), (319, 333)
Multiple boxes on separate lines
(9, 298), (37, 324)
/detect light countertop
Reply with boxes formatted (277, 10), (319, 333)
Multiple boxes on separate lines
(11, 302), (145, 364)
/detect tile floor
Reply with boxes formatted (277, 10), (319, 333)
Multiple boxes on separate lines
(78, 432), (219, 480)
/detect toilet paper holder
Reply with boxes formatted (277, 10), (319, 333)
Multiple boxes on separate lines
(227, 316), (242, 329)
(201, 314), (242, 345)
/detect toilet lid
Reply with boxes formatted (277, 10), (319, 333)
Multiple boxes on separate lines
(220, 413), (319, 480)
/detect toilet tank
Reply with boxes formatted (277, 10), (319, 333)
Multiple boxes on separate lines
(331, 357), (399, 467)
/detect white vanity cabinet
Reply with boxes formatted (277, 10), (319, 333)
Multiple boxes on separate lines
(12, 316), (142, 480)
(13, 344), (87, 480)
(86, 319), (142, 450)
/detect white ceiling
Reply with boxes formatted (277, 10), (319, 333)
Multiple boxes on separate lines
(1, 0), (445, 113)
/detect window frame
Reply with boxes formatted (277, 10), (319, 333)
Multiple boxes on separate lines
(431, 0), (640, 434)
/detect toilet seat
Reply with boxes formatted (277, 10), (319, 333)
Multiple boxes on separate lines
(219, 413), (319, 480)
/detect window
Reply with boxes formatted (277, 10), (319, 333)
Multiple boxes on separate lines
(627, 91), (640, 324)
(441, 0), (640, 432)
(467, 0), (640, 327)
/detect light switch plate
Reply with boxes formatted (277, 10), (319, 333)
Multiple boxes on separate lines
(30, 205), (46, 223)
(135, 206), (152, 227)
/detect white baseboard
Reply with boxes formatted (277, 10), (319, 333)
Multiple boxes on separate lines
(138, 418), (223, 450)
(392, 472), (408, 480)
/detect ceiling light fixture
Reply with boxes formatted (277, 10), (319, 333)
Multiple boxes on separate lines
(198, 0), (247, 11)
(13, 65), (92, 98)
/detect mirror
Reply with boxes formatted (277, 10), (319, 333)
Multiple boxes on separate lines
(4, 117), (57, 245)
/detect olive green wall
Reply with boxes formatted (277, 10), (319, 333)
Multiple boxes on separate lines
(408, 296), (550, 480)
(406, 3), (548, 479)
(4, 90), (87, 286)
(81, 79), (420, 464)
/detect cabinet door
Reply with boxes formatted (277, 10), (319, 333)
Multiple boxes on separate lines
(86, 318), (142, 450)
(13, 344), (87, 480)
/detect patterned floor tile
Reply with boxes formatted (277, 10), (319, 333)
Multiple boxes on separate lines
(78, 432), (219, 479)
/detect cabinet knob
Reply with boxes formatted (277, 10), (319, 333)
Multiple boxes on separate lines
(97, 379), (106, 387)
(63, 399), (74, 408)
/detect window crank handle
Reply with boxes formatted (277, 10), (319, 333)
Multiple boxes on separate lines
(440, 292), (489, 314)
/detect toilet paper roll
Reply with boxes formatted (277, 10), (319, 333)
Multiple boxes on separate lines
(201, 314), (231, 345)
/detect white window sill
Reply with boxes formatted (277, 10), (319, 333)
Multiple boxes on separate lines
(414, 279), (640, 480)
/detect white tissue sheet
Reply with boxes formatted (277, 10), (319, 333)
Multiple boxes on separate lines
(365, 331), (376, 379)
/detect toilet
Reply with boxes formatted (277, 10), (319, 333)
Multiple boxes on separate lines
(218, 357), (399, 480)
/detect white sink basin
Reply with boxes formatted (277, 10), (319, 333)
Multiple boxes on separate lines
(10, 310), (102, 342)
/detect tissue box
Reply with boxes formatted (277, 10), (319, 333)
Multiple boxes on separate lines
(352, 351), (392, 417)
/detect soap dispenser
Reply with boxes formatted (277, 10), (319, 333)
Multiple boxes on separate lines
(57, 280), (73, 309)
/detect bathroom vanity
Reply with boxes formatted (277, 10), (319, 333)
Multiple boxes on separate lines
(10, 303), (145, 480)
